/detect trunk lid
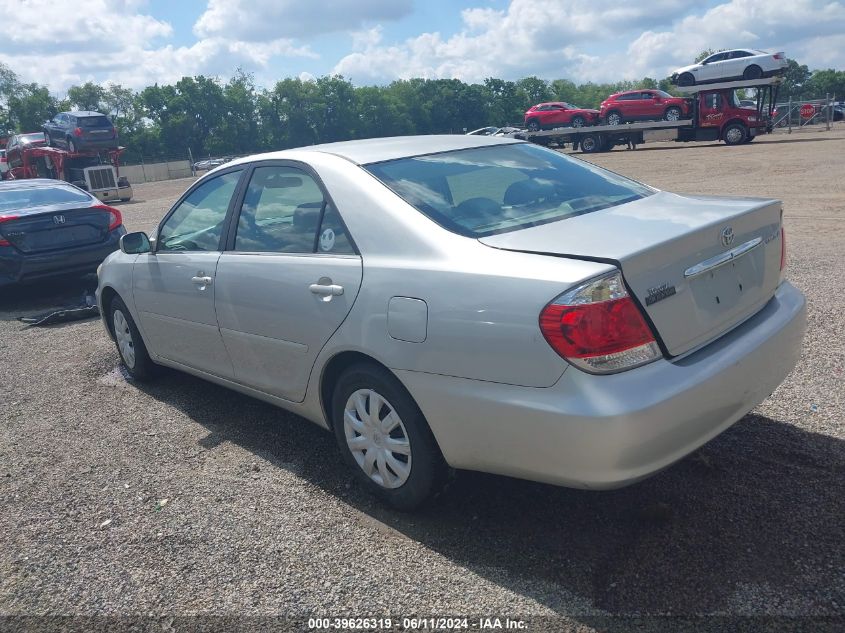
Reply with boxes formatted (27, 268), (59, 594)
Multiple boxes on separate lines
(479, 191), (783, 357)
(0, 205), (112, 254)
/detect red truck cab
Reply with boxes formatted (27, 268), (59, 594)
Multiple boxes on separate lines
(693, 88), (768, 144)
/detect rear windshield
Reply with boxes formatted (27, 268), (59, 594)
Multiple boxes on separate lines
(78, 116), (111, 128)
(0, 184), (91, 211)
(21, 133), (45, 143)
(365, 143), (654, 237)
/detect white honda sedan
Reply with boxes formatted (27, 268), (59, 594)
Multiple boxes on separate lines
(671, 49), (787, 86)
(97, 135), (805, 509)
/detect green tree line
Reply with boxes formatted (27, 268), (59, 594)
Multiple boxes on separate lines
(1, 60), (842, 163)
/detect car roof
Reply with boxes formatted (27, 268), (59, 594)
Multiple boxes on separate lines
(64, 111), (106, 117)
(230, 134), (525, 166)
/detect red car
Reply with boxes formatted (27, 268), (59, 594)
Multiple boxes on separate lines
(523, 102), (600, 131)
(600, 90), (691, 125)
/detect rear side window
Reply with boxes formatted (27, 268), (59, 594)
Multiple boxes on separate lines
(366, 143), (653, 237)
(0, 184), (91, 212)
(78, 116), (111, 128)
(234, 165), (355, 255)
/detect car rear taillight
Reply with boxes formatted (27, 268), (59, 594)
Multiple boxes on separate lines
(112, 127), (117, 138)
(93, 204), (122, 231)
(773, 52), (784, 60)
(0, 213), (19, 246)
(73, 127), (83, 137)
(539, 271), (662, 373)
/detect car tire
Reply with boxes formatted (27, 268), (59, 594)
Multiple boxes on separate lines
(723, 123), (748, 146)
(664, 106), (682, 122)
(677, 73), (695, 87)
(526, 119), (541, 132)
(109, 296), (158, 381)
(571, 116), (586, 128)
(67, 138), (77, 153)
(332, 363), (447, 510)
(579, 133), (604, 153)
(605, 111), (623, 126)
(743, 65), (763, 80)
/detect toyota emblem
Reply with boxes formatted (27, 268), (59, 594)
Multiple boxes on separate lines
(53, 215), (66, 225)
(720, 226), (734, 247)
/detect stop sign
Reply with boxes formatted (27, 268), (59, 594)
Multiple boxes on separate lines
(800, 103), (815, 119)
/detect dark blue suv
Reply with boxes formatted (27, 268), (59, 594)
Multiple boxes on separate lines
(42, 111), (118, 154)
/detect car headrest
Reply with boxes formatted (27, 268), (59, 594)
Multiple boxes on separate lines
(293, 202), (322, 233)
(455, 197), (501, 223)
(503, 179), (551, 206)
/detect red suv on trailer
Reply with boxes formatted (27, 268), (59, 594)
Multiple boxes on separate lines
(600, 90), (691, 125)
(524, 102), (600, 131)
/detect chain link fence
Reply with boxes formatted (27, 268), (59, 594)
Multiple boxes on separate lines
(773, 95), (840, 131)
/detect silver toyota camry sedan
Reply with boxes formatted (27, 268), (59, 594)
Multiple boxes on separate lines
(97, 135), (806, 509)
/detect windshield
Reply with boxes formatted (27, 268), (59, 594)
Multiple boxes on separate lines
(365, 143), (654, 237)
(0, 183), (91, 211)
(21, 133), (45, 143)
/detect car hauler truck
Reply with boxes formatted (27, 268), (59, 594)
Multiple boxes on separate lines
(513, 78), (781, 153)
(1, 144), (133, 202)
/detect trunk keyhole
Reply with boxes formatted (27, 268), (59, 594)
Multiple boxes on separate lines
(716, 296), (721, 304)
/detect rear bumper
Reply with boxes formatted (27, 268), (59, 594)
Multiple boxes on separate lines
(397, 281), (806, 489)
(92, 188), (121, 203)
(0, 227), (125, 287)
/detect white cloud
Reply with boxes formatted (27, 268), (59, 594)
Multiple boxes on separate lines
(0, 0), (316, 91)
(332, 0), (699, 83)
(195, 0), (413, 41)
(626, 0), (845, 78)
(334, 0), (845, 84)
(1, 0), (843, 94)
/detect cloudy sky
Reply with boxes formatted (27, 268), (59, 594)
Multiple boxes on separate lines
(1, 0), (843, 93)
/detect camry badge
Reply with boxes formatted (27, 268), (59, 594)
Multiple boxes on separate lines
(645, 282), (677, 306)
(53, 215), (66, 225)
(720, 226), (734, 247)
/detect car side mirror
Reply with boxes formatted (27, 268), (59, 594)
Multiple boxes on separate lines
(120, 231), (151, 254)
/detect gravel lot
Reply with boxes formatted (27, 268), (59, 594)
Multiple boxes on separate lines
(1, 128), (843, 631)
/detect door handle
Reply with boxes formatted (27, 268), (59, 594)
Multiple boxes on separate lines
(309, 283), (344, 296)
(192, 275), (213, 285)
